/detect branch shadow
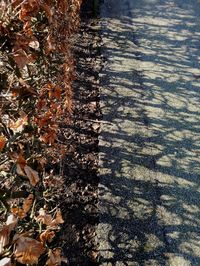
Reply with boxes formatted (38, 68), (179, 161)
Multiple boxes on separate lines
(98, 0), (200, 265)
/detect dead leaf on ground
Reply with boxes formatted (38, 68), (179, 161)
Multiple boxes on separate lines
(24, 165), (39, 186)
(23, 194), (34, 213)
(0, 226), (10, 255)
(11, 194), (34, 219)
(10, 207), (26, 219)
(35, 209), (64, 228)
(35, 208), (52, 225)
(9, 112), (28, 133)
(0, 214), (18, 255)
(39, 230), (55, 244)
(50, 210), (64, 228)
(46, 248), (68, 266)
(28, 40), (39, 50)
(14, 235), (45, 265)
(0, 135), (6, 151)
(13, 49), (30, 69)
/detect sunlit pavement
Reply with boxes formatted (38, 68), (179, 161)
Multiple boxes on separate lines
(97, 0), (200, 265)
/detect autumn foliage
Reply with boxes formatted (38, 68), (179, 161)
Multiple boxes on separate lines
(0, 0), (82, 264)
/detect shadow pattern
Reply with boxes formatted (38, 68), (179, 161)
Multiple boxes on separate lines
(97, 0), (200, 265)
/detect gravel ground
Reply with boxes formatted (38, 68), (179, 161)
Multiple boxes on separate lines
(97, 0), (200, 265)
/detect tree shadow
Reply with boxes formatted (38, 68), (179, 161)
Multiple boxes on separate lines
(98, 0), (200, 265)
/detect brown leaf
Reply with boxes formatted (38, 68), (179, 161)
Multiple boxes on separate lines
(0, 135), (6, 151)
(35, 208), (52, 225)
(0, 214), (18, 255)
(13, 49), (29, 69)
(14, 235), (45, 265)
(10, 207), (26, 219)
(40, 3), (53, 24)
(39, 230), (55, 244)
(9, 112), (28, 133)
(11, 194), (34, 219)
(23, 194), (34, 214)
(13, 153), (26, 176)
(0, 226), (10, 255)
(18, 78), (37, 95)
(39, 130), (57, 145)
(45, 35), (55, 54)
(35, 209), (64, 228)
(16, 164), (25, 176)
(46, 248), (68, 266)
(29, 40), (40, 50)
(24, 165), (39, 186)
(50, 210), (64, 227)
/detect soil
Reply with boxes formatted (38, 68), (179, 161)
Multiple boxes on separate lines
(57, 2), (102, 265)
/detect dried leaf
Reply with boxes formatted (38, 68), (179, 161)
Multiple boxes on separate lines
(35, 209), (64, 228)
(0, 226), (10, 255)
(29, 40), (39, 50)
(41, 3), (53, 23)
(0, 257), (12, 266)
(18, 78), (36, 95)
(46, 248), (68, 266)
(45, 35), (55, 54)
(9, 113), (28, 133)
(13, 49), (29, 69)
(39, 230), (55, 244)
(0, 135), (6, 151)
(24, 165), (39, 186)
(39, 130), (57, 145)
(16, 164), (25, 176)
(10, 207), (26, 219)
(6, 214), (18, 230)
(14, 153), (26, 176)
(0, 214), (18, 255)
(14, 235), (45, 265)
(23, 194), (34, 214)
(35, 208), (52, 225)
(50, 210), (64, 227)
(11, 194), (34, 219)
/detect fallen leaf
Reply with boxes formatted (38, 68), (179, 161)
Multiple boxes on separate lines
(0, 257), (12, 266)
(23, 194), (34, 214)
(0, 135), (6, 151)
(9, 113), (28, 133)
(46, 248), (68, 266)
(13, 49), (29, 69)
(35, 208), (52, 225)
(11, 194), (34, 219)
(40, 3), (53, 23)
(14, 153), (26, 176)
(16, 164), (25, 176)
(29, 40), (40, 50)
(14, 235), (45, 265)
(24, 165), (39, 186)
(6, 214), (18, 230)
(39, 230), (55, 244)
(10, 207), (26, 219)
(39, 130), (57, 145)
(50, 210), (64, 227)
(45, 35), (55, 54)
(35, 209), (64, 228)
(0, 226), (10, 255)
(0, 214), (18, 255)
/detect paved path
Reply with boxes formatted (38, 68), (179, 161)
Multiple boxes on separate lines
(97, 0), (200, 265)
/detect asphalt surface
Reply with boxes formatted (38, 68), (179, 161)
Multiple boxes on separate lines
(97, 0), (200, 265)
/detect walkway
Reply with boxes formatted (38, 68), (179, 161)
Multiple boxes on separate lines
(97, 0), (200, 265)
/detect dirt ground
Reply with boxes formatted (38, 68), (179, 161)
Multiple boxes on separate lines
(57, 2), (102, 265)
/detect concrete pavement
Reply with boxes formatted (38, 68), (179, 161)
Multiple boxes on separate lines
(97, 0), (200, 265)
